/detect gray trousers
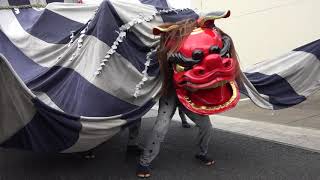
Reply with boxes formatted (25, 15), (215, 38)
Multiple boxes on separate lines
(127, 119), (141, 146)
(140, 91), (213, 166)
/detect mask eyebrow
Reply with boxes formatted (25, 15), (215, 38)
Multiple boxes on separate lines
(168, 52), (201, 66)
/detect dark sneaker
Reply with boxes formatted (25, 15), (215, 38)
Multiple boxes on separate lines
(195, 154), (215, 166)
(136, 163), (151, 178)
(182, 123), (191, 128)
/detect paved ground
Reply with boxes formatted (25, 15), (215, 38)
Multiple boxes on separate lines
(1, 92), (319, 179)
(1, 118), (320, 180)
(211, 91), (320, 152)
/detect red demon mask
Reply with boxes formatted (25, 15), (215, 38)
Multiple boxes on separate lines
(154, 11), (240, 115)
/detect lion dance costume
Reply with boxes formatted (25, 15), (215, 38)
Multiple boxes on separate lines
(0, 0), (319, 163)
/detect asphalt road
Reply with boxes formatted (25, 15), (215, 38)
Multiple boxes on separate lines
(0, 117), (319, 180)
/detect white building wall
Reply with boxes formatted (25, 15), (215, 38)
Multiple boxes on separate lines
(191, 0), (320, 68)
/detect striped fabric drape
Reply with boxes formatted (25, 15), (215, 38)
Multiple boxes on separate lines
(0, 0), (197, 152)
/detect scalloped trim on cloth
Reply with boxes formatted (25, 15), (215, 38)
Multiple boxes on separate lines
(133, 48), (158, 98)
(94, 8), (192, 76)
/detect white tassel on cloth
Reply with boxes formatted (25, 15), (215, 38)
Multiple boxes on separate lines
(68, 9), (97, 61)
(133, 48), (157, 98)
(94, 8), (192, 76)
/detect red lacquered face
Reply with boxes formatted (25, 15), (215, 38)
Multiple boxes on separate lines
(170, 28), (240, 115)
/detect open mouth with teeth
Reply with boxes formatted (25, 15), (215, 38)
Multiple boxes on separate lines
(176, 80), (240, 115)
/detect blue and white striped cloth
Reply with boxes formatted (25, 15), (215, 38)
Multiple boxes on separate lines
(239, 39), (320, 109)
(0, 0), (319, 153)
(0, 0), (198, 152)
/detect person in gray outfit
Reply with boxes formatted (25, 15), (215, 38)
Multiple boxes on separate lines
(126, 106), (191, 155)
(136, 88), (214, 178)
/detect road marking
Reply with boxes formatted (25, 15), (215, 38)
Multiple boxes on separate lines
(239, 98), (250, 102)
